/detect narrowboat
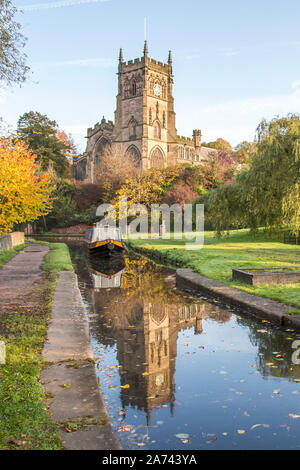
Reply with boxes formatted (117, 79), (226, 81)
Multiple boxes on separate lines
(84, 223), (125, 257)
(89, 258), (125, 289)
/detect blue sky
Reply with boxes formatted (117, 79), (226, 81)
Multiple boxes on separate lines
(1, 0), (300, 152)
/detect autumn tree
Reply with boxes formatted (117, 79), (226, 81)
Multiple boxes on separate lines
(0, 0), (29, 87)
(115, 165), (180, 211)
(17, 111), (70, 177)
(163, 181), (198, 207)
(199, 149), (237, 188)
(0, 138), (55, 234)
(233, 140), (257, 164)
(202, 138), (232, 153)
(56, 130), (78, 162)
(96, 146), (140, 203)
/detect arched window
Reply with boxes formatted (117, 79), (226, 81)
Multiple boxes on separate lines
(132, 80), (137, 96)
(126, 145), (141, 165)
(150, 146), (165, 168)
(94, 138), (111, 166)
(128, 117), (137, 139)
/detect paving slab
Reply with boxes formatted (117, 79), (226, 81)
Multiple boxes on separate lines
(60, 425), (122, 450)
(42, 269), (121, 450)
(41, 362), (106, 422)
(42, 271), (93, 363)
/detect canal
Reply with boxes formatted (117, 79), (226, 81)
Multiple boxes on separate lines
(68, 242), (300, 450)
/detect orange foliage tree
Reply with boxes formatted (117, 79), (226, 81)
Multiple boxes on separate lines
(0, 138), (55, 234)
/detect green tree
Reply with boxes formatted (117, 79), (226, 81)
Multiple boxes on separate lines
(202, 114), (300, 236)
(0, 0), (29, 86)
(17, 111), (70, 177)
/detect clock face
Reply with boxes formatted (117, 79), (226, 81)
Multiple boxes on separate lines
(154, 84), (161, 96)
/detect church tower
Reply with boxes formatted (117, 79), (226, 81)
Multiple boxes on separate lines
(73, 43), (214, 182)
(113, 41), (177, 170)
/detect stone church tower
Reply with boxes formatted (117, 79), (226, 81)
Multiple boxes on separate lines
(72, 42), (216, 182)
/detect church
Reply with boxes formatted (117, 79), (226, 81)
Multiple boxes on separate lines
(72, 42), (216, 182)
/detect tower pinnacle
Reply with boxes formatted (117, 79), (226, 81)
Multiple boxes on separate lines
(119, 48), (123, 62)
(168, 50), (172, 65)
(143, 40), (148, 58)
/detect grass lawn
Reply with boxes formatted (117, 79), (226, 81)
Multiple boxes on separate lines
(0, 241), (72, 449)
(127, 229), (300, 308)
(0, 244), (27, 269)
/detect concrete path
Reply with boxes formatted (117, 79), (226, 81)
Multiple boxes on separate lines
(176, 268), (300, 329)
(0, 244), (49, 310)
(41, 271), (122, 450)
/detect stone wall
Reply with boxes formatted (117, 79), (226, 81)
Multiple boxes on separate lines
(50, 224), (88, 234)
(0, 232), (24, 252)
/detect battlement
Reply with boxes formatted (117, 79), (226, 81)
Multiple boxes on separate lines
(176, 135), (194, 145)
(148, 58), (170, 73)
(87, 117), (114, 136)
(120, 56), (171, 74)
(121, 57), (145, 70)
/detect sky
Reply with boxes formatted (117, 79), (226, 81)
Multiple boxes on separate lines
(1, 0), (300, 152)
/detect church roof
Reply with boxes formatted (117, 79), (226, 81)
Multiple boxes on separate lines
(200, 146), (219, 160)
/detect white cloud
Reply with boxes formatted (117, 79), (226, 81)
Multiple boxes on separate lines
(21, 0), (109, 12)
(292, 80), (300, 91)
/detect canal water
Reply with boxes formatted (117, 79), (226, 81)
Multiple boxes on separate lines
(68, 242), (300, 450)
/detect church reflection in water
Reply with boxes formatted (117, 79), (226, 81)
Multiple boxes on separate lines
(86, 255), (231, 424)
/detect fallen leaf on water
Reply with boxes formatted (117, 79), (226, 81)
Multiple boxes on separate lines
(273, 390), (280, 394)
(120, 384), (130, 389)
(175, 433), (189, 439)
(182, 439), (190, 444)
(142, 372), (149, 376)
(237, 429), (246, 434)
(280, 424), (290, 431)
(257, 330), (267, 333)
(288, 413), (300, 419)
(250, 424), (269, 430)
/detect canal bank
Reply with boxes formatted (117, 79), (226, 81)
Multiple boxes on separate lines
(41, 268), (121, 450)
(126, 243), (300, 331)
